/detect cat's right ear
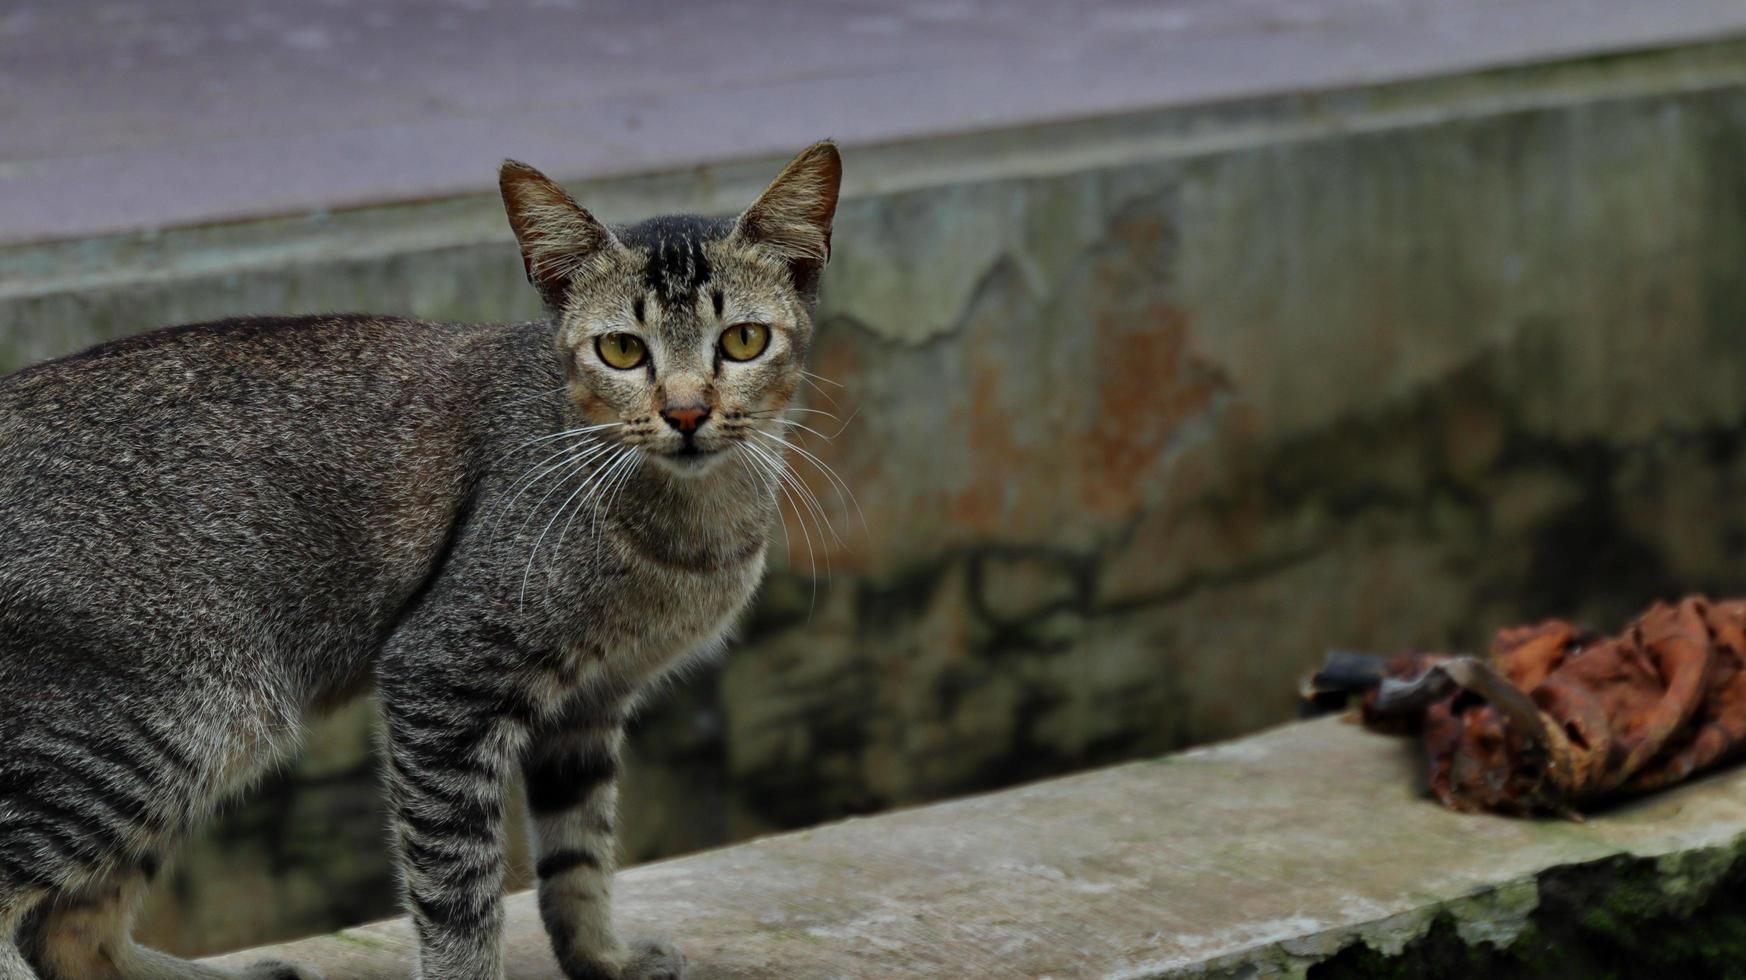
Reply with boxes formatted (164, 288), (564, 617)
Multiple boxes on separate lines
(499, 160), (620, 310)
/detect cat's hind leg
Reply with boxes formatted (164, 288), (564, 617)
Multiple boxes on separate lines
(28, 870), (320, 980)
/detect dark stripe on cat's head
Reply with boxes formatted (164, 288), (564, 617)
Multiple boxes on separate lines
(616, 215), (733, 306)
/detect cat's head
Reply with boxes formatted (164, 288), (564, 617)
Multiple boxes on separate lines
(499, 142), (841, 477)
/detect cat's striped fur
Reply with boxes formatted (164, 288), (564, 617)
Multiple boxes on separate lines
(0, 142), (842, 980)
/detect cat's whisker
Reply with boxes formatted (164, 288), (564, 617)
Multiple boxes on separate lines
(789, 407), (844, 425)
(827, 406), (862, 438)
(747, 406), (841, 422)
(775, 418), (836, 444)
(802, 370), (844, 389)
(490, 446), (595, 532)
(588, 445), (644, 541)
(493, 438), (619, 533)
(527, 437), (621, 489)
(509, 447), (607, 545)
(555, 443), (641, 560)
(788, 466), (840, 553)
(740, 441), (814, 553)
(555, 443), (639, 559)
(598, 447), (645, 537)
(734, 449), (791, 563)
(521, 446), (631, 609)
(748, 405), (856, 439)
(490, 425), (627, 511)
(505, 422), (626, 459)
(751, 441), (837, 590)
(512, 441), (620, 541)
(741, 442), (819, 614)
(754, 429), (868, 539)
(749, 438), (836, 552)
(799, 375), (841, 408)
(783, 452), (841, 560)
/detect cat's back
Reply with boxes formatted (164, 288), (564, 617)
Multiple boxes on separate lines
(0, 314), (474, 503)
(1, 313), (474, 420)
(0, 314), (540, 627)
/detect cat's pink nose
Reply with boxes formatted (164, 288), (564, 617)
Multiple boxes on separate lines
(661, 404), (710, 434)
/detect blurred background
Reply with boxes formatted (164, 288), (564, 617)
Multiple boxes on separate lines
(4, 0), (1746, 958)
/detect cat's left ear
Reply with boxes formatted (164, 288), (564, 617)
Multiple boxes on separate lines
(499, 160), (622, 310)
(732, 141), (843, 300)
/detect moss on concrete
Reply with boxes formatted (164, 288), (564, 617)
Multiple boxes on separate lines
(1311, 843), (1746, 979)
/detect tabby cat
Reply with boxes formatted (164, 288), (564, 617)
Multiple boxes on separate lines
(0, 141), (843, 980)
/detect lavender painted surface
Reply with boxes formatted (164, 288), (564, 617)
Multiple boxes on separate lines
(2, 0), (1745, 243)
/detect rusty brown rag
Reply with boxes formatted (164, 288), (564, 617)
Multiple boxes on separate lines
(1323, 597), (1746, 816)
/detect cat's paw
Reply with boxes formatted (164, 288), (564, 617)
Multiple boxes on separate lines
(239, 959), (325, 980)
(621, 938), (688, 980)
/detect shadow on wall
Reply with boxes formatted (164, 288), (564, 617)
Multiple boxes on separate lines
(118, 83), (1746, 954)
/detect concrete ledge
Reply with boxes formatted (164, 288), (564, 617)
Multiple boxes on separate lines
(206, 718), (1746, 978)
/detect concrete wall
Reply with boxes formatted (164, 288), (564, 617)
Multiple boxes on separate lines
(3, 41), (1745, 956)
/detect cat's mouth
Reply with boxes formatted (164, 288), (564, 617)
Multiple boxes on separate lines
(656, 443), (726, 473)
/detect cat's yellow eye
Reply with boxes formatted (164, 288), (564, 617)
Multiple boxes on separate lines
(596, 333), (647, 370)
(719, 322), (770, 362)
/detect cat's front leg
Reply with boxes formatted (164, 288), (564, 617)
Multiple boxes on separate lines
(522, 706), (687, 980)
(380, 665), (527, 980)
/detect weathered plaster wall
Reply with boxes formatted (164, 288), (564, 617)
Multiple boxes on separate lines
(654, 82), (1746, 859)
(4, 49), (1744, 955)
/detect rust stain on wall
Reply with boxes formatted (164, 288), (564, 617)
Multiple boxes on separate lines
(1083, 302), (1227, 519)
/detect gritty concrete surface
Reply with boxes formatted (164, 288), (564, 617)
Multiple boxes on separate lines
(3, 0), (1746, 244)
(204, 717), (1746, 978)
